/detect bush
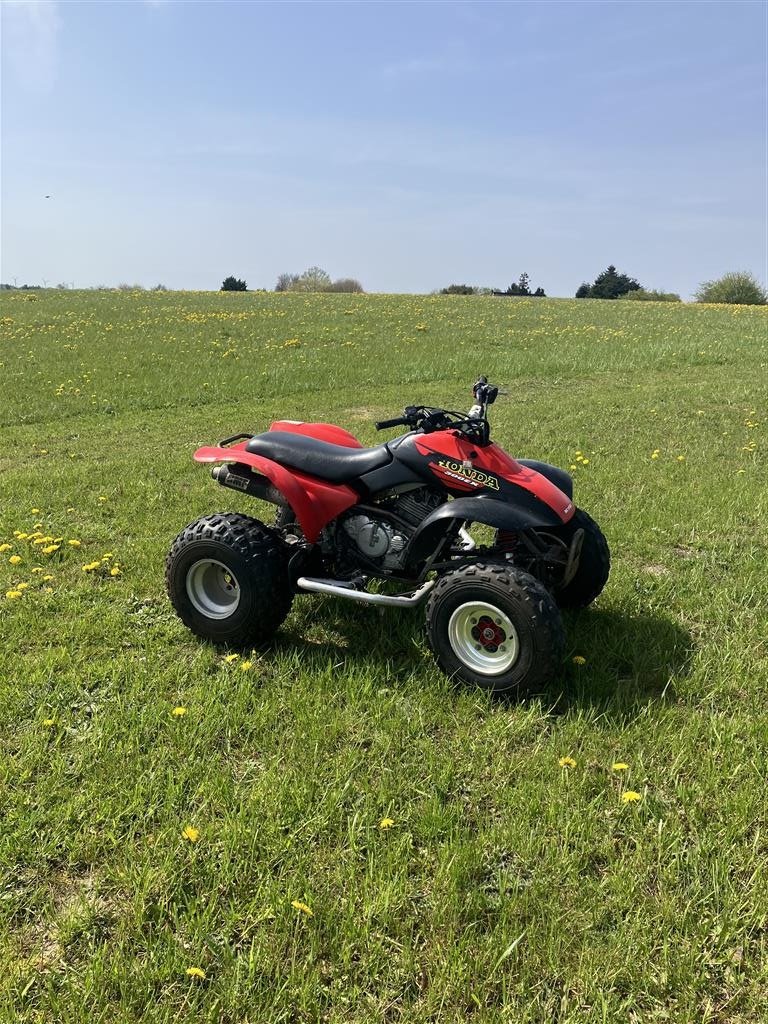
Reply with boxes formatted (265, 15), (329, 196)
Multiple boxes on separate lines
(440, 284), (476, 295)
(326, 278), (364, 293)
(621, 289), (680, 302)
(694, 271), (766, 305)
(221, 276), (247, 292)
(576, 265), (641, 299)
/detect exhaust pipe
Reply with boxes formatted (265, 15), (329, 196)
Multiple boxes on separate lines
(296, 576), (434, 607)
(212, 464), (287, 506)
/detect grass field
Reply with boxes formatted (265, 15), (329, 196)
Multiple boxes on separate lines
(1, 289), (766, 1023)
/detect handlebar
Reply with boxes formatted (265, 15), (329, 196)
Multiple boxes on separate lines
(375, 416), (412, 431)
(375, 380), (498, 444)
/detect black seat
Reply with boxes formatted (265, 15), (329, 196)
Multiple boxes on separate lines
(245, 431), (391, 483)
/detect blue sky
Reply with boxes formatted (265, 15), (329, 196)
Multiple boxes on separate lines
(2, 0), (766, 296)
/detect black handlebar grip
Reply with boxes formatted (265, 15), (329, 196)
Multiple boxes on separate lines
(375, 416), (409, 430)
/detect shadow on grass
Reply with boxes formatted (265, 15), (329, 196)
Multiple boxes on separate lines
(274, 597), (693, 718)
(548, 606), (693, 720)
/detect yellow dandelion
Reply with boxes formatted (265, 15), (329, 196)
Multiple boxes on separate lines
(31, 508), (40, 514)
(41, 544), (60, 554)
(9, 555), (22, 565)
(558, 756), (576, 768)
(185, 966), (206, 979)
(676, 455), (685, 462)
(572, 655), (586, 665)
(43, 718), (56, 727)
(16, 582), (30, 591)
(6, 590), (23, 600)
(621, 790), (641, 803)
(43, 574), (54, 582)
(379, 817), (395, 830)
(101, 552), (114, 559)
(98, 496), (107, 503)
(0, 544), (11, 553)
(110, 566), (121, 577)
(240, 659), (253, 671)
(31, 567), (44, 574)
(612, 762), (629, 771)
(182, 825), (200, 842)
(291, 900), (314, 917)
(224, 653), (239, 663)
(67, 539), (81, 547)
(172, 706), (187, 717)
(82, 561), (101, 572)
(581, 458), (590, 465)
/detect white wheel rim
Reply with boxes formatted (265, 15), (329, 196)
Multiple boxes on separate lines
(186, 558), (241, 619)
(447, 601), (519, 675)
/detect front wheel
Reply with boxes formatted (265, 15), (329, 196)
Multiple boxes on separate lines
(425, 562), (564, 696)
(166, 513), (293, 647)
(495, 507), (610, 610)
(553, 508), (610, 609)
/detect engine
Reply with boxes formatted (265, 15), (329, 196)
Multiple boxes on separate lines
(336, 487), (444, 573)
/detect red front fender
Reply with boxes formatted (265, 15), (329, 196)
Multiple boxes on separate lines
(194, 442), (358, 543)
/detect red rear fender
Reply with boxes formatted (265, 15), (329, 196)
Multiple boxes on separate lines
(194, 442), (357, 542)
(269, 421), (362, 448)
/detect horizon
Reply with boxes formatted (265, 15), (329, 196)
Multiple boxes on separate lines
(2, 0), (766, 300)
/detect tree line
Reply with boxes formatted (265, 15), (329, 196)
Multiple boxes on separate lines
(436, 267), (766, 304)
(221, 267), (364, 293)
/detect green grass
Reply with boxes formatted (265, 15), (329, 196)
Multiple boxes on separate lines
(1, 290), (766, 1022)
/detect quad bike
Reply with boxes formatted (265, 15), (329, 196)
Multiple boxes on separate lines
(166, 378), (610, 695)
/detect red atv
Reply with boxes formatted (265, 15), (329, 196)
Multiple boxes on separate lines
(166, 378), (609, 695)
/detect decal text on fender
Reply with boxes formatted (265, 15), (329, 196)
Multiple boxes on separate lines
(434, 459), (500, 490)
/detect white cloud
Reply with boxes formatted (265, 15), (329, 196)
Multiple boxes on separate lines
(2, 0), (61, 94)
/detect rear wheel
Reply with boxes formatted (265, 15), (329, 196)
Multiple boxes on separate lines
(425, 562), (564, 696)
(166, 513), (292, 647)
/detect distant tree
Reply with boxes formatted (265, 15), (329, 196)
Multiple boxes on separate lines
(295, 266), (332, 292)
(151, 283), (168, 292)
(440, 284), (477, 295)
(492, 272), (545, 297)
(275, 272), (300, 292)
(276, 268), (363, 293)
(575, 283), (592, 299)
(326, 278), (365, 293)
(576, 265), (641, 299)
(694, 271), (766, 305)
(221, 276), (248, 292)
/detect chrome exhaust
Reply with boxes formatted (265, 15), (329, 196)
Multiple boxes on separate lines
(212, 464), (287, 506)
(296, 576), (434, 607)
